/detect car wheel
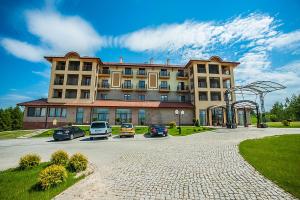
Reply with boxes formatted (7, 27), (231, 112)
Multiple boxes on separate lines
(70, 134), (74, 140)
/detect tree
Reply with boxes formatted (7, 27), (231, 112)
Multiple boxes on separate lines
(11, 106), (23, 130)
(0, 108), (12, 131)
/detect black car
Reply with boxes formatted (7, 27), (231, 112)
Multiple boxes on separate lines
(53, 126), (85, 141)
(148, 124), (168, 137)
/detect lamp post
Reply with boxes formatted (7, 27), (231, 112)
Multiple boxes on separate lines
(175, 109), (184, 134)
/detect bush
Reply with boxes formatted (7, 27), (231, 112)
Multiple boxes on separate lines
(51, 150), (69, 166)
(68, 153), (88, 172)
(19, 154), (41, 170)
(38, 165), (68, 190)
(281, 120), (290, 126)
(169, 121), (176, 128)
(195, 119), (200, 127)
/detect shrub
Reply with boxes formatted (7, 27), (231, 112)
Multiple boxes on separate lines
(51, 150), (69, 166)
(281, 120), (290, 126)
(38, 165), (68, 190)
(169, 121), (176, 128)
(19, 154), (41, 170)
(68, 153), (88, 172)
(195, 119), (200, 127)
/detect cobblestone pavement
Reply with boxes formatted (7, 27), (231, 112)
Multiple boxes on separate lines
(54, 128), (299, 200)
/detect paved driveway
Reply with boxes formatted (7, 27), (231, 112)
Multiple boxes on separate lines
(0, 128), (299, 199)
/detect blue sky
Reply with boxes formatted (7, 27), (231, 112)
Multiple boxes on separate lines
(0, 0), (300, 109)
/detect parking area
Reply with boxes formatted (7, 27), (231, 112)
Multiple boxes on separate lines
(0, 127), (299, 199)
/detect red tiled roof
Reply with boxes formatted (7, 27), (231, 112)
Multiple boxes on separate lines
(18, 99), (194, 109)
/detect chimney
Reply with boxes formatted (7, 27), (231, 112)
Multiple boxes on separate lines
(119, 56), (123, 63)
(150, 57), (154, 64)
(166, 58), (170, 66)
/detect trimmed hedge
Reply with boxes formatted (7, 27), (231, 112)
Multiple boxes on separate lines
(51, 150), (69, 166)
(19, 154), (41, 170)
(38, 165), (68, 190)
(68, 153), (88, 172)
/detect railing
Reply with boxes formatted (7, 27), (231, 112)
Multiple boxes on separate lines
(137, 70), (147, 76)
(98, 83), (110, 88)
(81, 80), (91, 86)
(99, 69), (110, 74)
(122, 70), (133, 76)
(136, 84), (147, 90)
(66, 80), (78, 85)
(159, 71), (170, 77)
(54, 79), (64, 85)
(122, 83), (133, 89)
(176, 72), (188, 78)
(159, 85), (170, 90)
(177, 85), (189, 91)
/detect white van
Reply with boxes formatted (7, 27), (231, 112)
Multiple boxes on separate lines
(90, 121), (112, 139)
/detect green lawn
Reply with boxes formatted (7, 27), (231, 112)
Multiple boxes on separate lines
(0, 162), (82, 200)
(168, 126), (213, 136)
(239, 134), (300, 198)
(0, 130), (34, 140)
(267, 121), (300, 128)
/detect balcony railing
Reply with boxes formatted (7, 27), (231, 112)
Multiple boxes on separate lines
(177, 85), (189, 92)
(54, 79), (64, 85)
(136, 84), (147, 91)
(121, 83), (133, 90)
(159, 71), (170, 78)
(176, 72), (188, 79)
(159, 84), (170, 92)
(98, 69), (110, 76)
(98, 83), (110, 89)
(81, 80), (91, 86)
(66, 79), (78, 85)
(122, 70), (133, 77)
(136, 70), (147, 76)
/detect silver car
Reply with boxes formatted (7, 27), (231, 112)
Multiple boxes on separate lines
(90, 121), (112, 139)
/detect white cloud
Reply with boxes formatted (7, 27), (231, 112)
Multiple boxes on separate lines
(1, 38), (45, 62)
(32, 68), (51, 78)
(1, 9), (106, 62)
(267, 30), (300, 51)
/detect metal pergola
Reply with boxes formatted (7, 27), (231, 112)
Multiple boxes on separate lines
(225, 81), (286, 128)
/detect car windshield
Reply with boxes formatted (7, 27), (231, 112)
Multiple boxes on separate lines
(91, 122), (106, 128)
(152, 125), (165, 128)
(121, 123), (133, 128)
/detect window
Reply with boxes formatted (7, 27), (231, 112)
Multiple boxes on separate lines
(27, 107), (46, 117)
(210, 77), (220, 88)
(178, 95), (186, 102)
(209, 64), (219, 74)
(198, 77), (207, 88)
(160, 81), (168, 89)
(67, 74), (78, 85)
(54, 74), (64, 85)
(138, 95), (145, 101)
(83, 62), (92, 71)
(199, 92), (208, 101)
(123, 80), (132, 88)
(53, 89), (63, 98)
(96, 92), (107, 100)
(115, 109), (132, 124)
(124, 68), (132, 75)
(138, 109), (146, 125)
(92, 108), (109, 121)
(56, 61), (66, 70)
(80, 90), (90, 99)
(65, 89), (77, 99)
(199, 110), (207, 126)
(81, 75), (91, 86)
(101, 79), (109, 88)
(222, 65), (230, 75)
(211, 92), (221, 101)
(138, 68), (146, 75)
(197, 64), (206, 73)
(160, 95), (168, 102)
(48, 108), (67, 117)
(160, 69), (169, 76)
(223, 79), (231, 89)
(124, 94), (131, 100)
(102, 67), (110, 74)
(68, 61), (80, 71)
(138, 80), (146, 88)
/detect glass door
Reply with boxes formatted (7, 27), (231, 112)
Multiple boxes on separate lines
(76, 108), (84, 124)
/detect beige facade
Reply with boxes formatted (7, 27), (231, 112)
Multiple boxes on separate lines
(19, 52), (239, 129)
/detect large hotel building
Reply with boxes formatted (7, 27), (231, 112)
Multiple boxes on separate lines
(19, 52), (239, 129)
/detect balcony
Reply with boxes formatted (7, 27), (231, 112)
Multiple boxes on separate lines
(159, 71), (170, 79)
(136, 70), (147, 78)
(122, 70), (133, 78)
(97, 83), (110, 90)
(176, 72), (188, 80)
(98, 69), (110, 77)
(159, 84), (170, 92)
(136, 84), (147, 92)
(177, 85), (189, 93)
(121, 83), (134, 91)
(54, 79), (64, 85)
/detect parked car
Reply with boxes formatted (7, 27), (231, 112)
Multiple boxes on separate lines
(120, 123), (135, 137)
(148, 124), (168, 137)
(90, 121), (112, 139)
(53, 126), (85, 141)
